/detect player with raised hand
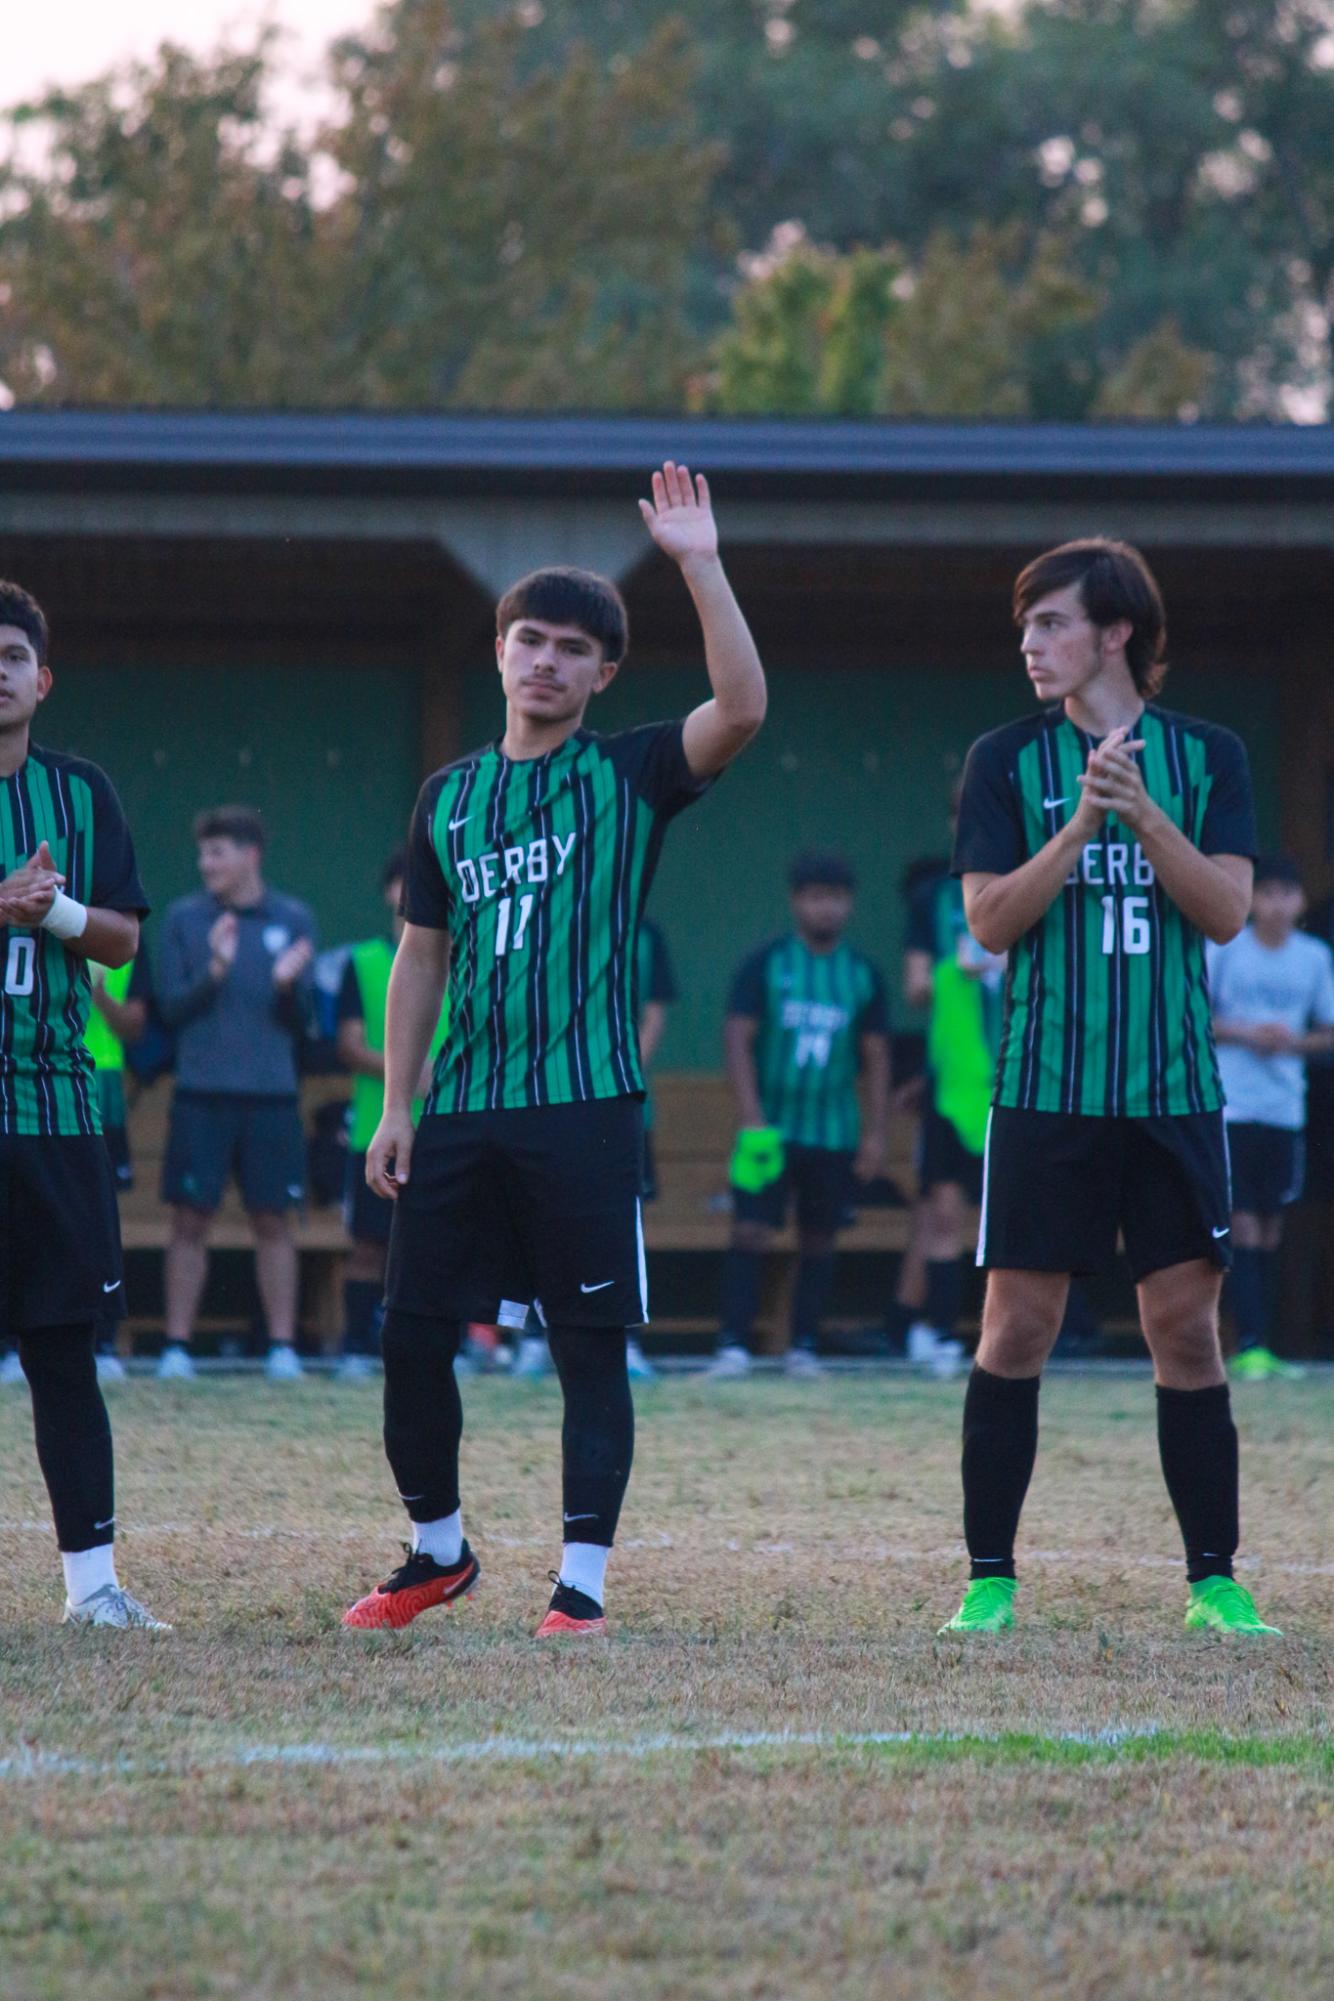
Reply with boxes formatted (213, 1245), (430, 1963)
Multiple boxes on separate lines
(0, 580), (168, 1631)
(940, 537), (1280, 1639)
(342, 462), (766, 1638)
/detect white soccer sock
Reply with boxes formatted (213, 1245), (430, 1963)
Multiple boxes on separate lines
(559, 1541), (609, 1609)
(62, 1544), (118, 1605)
(410, 1510), (463, 1565)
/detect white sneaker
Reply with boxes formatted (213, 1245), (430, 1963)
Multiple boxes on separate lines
(625, 1337), (657, 1383)
(62, 1582), (172, 1630)
(906, 1321), (943, 1365)
(512, 1335), (552, 1379)
(705, 1342), (751, 1379)
(95, 1353), (127, 1385)
(265, 1344), (303, 1382)
(929, 1338), (965, 1380)
(0, 1351), (25, 1387)
(783, 1346), (824, 1379)
(336, 1352), (375, 1382)
(156, 1343), (196, 1382)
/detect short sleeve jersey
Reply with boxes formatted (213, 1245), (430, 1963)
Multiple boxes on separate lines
(729, 935), (890, 1151)
(1, 747), (149, 1137)
(952, 704), (1255, 1118)
(404, 722), (710, 1113)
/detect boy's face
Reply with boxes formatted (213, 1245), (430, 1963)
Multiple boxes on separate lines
(791, 883), (853, 945)
(1019, 584), (1132, 705)
(1252, 879), (1304, 935)
(198, 836), (261, 902)
(0, 624), (51, 731)
(496, 617), (619, 728)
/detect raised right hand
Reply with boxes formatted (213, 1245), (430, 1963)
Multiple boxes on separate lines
(0, 840), (65, 927)
(367, 1107), (416, 1200)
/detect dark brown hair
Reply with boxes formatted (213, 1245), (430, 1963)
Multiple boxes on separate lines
(1013, 538), (1168, 696)
(496, 567), (629, 663)
(193, 805), (265, 851)
(0, 580), (49, 664)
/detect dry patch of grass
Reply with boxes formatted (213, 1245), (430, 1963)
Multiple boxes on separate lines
(1, 1374), (1331, 1998)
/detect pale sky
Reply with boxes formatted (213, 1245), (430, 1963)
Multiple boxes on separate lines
(8, 3), (368, 114)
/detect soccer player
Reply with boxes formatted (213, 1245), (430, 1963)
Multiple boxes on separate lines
(900, 795), (1003, 1370)
(157, 807), (317, 1382)
(342, 462), (766, 1637)
(708, 852), (891, 1379)
(335, 850), (449, 1381)
(1209, 856), (1334, 1380)
(941, 537), (1281, 1638)
(0, 580), (168, 1628)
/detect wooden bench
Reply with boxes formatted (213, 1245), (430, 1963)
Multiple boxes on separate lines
(117, 1073), (970, 1348)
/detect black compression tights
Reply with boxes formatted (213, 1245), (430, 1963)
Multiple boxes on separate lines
(548, 1326), (634, 1548)
(17, 1323), (115, 1552)
(381, 1310), (464, 1523)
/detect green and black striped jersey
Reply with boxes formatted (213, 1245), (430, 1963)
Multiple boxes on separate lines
(952, 704), (1255, 1118)
(1, 747), (148, 1137)
(404, 723), (710, 1113)
(729, 935), (890, 1151)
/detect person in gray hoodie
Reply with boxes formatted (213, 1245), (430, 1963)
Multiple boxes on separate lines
(156, 805), (316, 1381)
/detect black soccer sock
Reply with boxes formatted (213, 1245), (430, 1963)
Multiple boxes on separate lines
(17, 1324), (114, 1552)
(547, 1325), (634, 1548)
(719, 1246), (763, 1348)
(791, 1251), (836, 1351)
(961, 1365), (1040, 1582)
(343, 1280), (384, 1358)
(924, 1257), (963, 1340)
(381, 1310), (463, 1523)
(1227, 1247), (1266, 1352)
(1156, 1383), (1238, 1584)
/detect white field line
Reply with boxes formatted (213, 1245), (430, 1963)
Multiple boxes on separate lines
(1, 1522), (1331, 1573)
(0, 1723), (1185, 1785)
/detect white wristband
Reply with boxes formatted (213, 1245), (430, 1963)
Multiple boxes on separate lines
(41, 889), (89, 941)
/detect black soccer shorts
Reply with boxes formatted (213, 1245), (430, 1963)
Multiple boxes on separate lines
(732, 1142), (857, 1235)
(976, 1106), (1233, 1281)
(162, 1092), (307, 1213)
(917, 1097), (985, 1203)
(385, 1097), (648, 1329)
(1226, 1122), (1304, 1218)
(344, 1150), (394, 1249)
(1, 1134), (125, 1331)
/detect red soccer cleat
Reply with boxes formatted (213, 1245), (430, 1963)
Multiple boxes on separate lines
(534, 1577), (607, 1638)
(342, 1542), (479, 1630)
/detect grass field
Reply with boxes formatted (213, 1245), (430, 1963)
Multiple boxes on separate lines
(2, 1370), (1331, 2001)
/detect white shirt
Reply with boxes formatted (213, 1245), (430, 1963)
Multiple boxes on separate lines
(1208, 926), (1334, 1129)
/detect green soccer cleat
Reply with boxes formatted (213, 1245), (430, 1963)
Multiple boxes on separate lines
(1184, 1576), (1282, 1636)
(1230, 1346), (1304, 1382)
(937, 1576), (1017, 1634)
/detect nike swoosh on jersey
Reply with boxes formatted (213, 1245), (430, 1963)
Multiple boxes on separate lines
(580, 1280), (614, 1293)
(449, 815), (474, 831)
(1043, 796), (1069, 810)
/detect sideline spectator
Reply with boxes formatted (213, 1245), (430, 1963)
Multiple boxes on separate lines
(1209, 855), (1334, 1379)
(334, 851), (449, 1380)
(900, 826), (1004, 1370)
(156, 806), (316, 1381)
(84, 950), (152, 1382)
(512, 914), (677, 1384)
(708, 852), (890, 1379)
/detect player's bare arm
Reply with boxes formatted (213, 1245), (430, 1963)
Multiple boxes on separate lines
(854, 1031), (891, 1183)
(1079, 740), (1252, 943)
(366, 921), (449, 1198)
(723, 1014), (766, 1130)
(963, 725), (1141, 952)
(639, 463), (767, 779)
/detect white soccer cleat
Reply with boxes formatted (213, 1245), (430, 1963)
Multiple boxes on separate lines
(156, 1343), (196, 1382)
(335, 1352), (375, 1383)
(0, 1351), (26, 1387)
(63, 1583), (172, 1631)
(625, 1338), (658, 1383)
(705, 1342), (751, 1380)
(783, 1346), (824, 1380)
(265, 1343), (304, 1382)
(95, 1352), (127, 1385)
(511, 1335), (552, 1379)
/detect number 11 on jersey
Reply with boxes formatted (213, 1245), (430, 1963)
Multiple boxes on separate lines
(495, 893), (535, 957)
